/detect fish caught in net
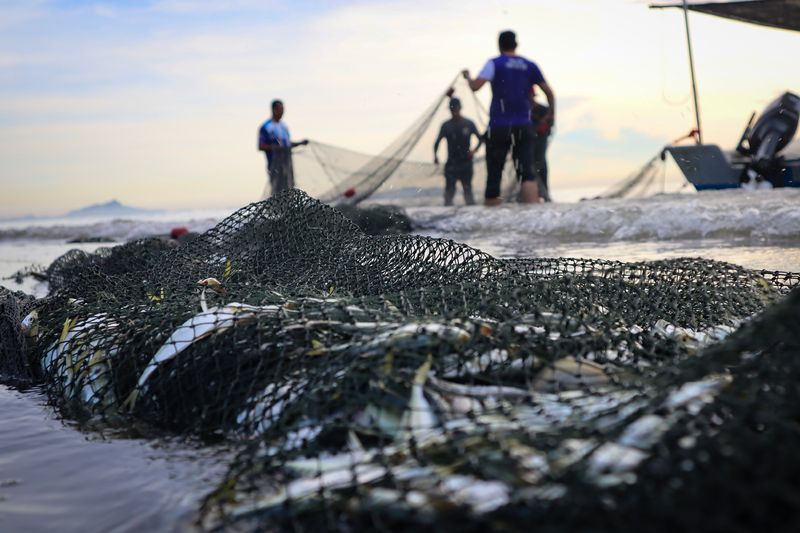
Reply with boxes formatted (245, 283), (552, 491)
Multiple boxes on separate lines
(2, 189), (799, 531)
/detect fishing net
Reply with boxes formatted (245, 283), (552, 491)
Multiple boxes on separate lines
(590, 153), (667, 200)
(275, 75), (524, 206)
(0, 287), (37, 383)
(2, 189), (800, 531)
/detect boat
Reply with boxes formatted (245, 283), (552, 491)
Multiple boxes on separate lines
(653, 1), (800, 191)
(663, 91), (800, 190)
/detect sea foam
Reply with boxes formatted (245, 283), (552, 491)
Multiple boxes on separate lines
(409, 189), (800, 242)
(1, 190), (798, 244)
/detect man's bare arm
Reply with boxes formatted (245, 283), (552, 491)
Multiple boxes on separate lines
(433, 127), (445, 164)
(471, 123), (484, 153)
(462, 69), (487, 92)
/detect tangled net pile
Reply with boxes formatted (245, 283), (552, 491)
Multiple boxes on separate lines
(2, 189), (800, 531)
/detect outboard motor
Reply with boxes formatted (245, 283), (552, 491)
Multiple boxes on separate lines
(737, 91), (800, 187)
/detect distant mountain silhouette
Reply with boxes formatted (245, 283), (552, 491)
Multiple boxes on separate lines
(64, 199), (159, 218)
(0, 213), (37, 222)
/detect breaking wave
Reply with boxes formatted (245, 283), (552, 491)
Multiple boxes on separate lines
(0, 215), (223, 242)
(410, 189), (800, 242)
(2, 190), (798, 244)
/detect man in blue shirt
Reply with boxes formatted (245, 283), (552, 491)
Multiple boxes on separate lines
(258, 99), (308, 197)
(463, 30), (555, 205)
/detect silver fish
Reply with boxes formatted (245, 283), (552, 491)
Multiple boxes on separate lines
(400, 356), (439, 444)
(42, 313), (119, 409)
(366, 322), (471, 352)
(442, 348), (535, 378)
(587, 442), (648, 476)
(550, 438), (597, 472)
(427, 388), (494, 417)
(429, 375), (529, 399)
(229, 464), (387, 519)
(439, 475), (510, 514)
(663, 374), (732, 411)
(617, 414), (670, 450)
(532, 356), (610, 393)
(123, 302), (279, 410)
(235, 379), (309, 438)
(651, 320), (736, 354)
(20, 310), (39, 338)
(353, 403), (404, 438)
(285, 446), (377, 477)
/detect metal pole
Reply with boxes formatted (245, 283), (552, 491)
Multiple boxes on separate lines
(682, 0), (702, 144)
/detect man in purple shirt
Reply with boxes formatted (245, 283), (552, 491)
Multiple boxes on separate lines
(463, 30), (556, 205)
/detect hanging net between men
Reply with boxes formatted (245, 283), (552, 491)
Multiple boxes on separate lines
(268, 75), (523, 207)
(2, 189), (800, 531)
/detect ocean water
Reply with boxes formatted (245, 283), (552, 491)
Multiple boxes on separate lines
(1, 187), (798, 532)
(410, 189), (800, 271)
(0, 386), (230, 533)
(0, 208), (231, 242)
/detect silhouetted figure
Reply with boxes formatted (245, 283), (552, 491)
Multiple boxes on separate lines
(531, 87), (554, 202)
(434, 97), (483, 205)
(463, 30), (555, 205)
(258, 100), (308, 197)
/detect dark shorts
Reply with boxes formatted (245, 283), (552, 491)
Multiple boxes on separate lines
(484, 124), (537, 199)
(443, 160), (475, 205)
(444, 160), (473, 182)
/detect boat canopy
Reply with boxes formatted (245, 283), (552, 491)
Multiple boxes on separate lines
(651, 0), (800, 33)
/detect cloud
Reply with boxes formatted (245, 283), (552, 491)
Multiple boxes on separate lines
(558, 127), (665, 158)
(1, 0), (798, 216)
(0, 1), (48, 30)
(149, 0), (280, 14)
(546, 126), (668, 187)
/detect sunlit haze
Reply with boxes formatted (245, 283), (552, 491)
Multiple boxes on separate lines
(1, 0), (798, 217)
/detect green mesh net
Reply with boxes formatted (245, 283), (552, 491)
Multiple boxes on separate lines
(2, 189), (799, 531)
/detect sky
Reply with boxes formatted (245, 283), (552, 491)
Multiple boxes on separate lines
(0, 0), (798, 216)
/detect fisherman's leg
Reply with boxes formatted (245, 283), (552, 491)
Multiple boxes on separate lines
(268, 166), (280, 197)
(461, 164), (475, 205)
(509, 139), (523, 202)
(265, 163), (275, 198)
(444, 167), (457, 206)
(511, 137), (522, 182)
(541, 139), (549, 187)
(514, 125), (541, 204)
(273, 167), (286, 195)
(485, 127), (510, 206)
(287, 156), (296, 190)
(533, 135), (550, 202)
(274, 152), (294, 195)
(275, 164), (289, 195)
